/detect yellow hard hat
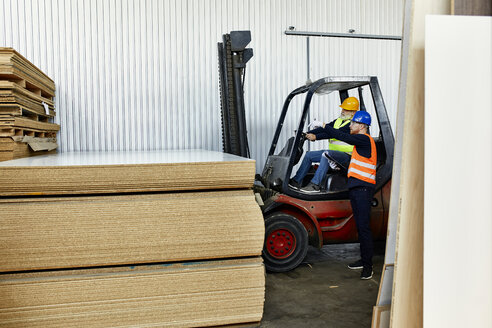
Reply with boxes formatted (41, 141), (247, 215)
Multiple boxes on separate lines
(339, 97), (359, 111)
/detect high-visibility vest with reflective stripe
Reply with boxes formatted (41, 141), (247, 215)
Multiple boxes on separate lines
(347, 134), (377, 184)
(329, 118), (354, 154)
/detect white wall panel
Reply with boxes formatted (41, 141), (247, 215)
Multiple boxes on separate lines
(0, 0), (403, 172)
(425, 15), (492, 328)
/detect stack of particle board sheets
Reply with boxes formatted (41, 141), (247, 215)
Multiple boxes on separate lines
(0, 149), (265, 327)
(0, 48), (59, 161)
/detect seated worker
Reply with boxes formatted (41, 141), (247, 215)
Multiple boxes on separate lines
(301, 111), (377, 279)
(289, 96), (359, 189)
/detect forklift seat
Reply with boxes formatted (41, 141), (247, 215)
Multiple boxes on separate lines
(325, 173), (348, 192)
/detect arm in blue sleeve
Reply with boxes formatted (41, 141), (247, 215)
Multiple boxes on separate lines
(308, 119), (337, 139)
(318, 125), (369, 147)
(307, 119), (336, 134)
(308, 126), (325, 134)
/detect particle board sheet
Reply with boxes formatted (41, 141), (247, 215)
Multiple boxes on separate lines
(0, 48), (55, 97)
(424, 16), (492, 328)
(0, 189), (264, 272)
(0, 149), (256, 196)
(0, 258), (265, 327)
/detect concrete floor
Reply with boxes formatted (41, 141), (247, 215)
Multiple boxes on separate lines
(260, 242), (385, 328)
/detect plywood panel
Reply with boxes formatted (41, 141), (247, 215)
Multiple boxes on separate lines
(375, 0), (414, 315)
(424, 15), (492, 328)
(390, 1), (450, 327)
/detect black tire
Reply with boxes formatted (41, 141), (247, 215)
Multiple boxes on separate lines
(262, 212), (309, 273)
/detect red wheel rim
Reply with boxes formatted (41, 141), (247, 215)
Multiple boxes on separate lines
(265, 228), (297, 259)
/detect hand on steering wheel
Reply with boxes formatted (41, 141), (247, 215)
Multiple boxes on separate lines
(305, 133), (316, 141)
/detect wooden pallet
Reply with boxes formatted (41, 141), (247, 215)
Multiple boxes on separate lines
(0, 80), (54, 102)
(0, 47), (55, 97)
(0, 108), (50, 122)
(0, 80), (55, 117)
(0, 115), (59, 136)
(0, 103), (55, 118)
(0, 126), (58, 138)
(0, 112), (51, 125)
(0, 95), (55, 117)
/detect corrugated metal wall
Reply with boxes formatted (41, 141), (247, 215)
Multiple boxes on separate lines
(0, 0), (403, 171)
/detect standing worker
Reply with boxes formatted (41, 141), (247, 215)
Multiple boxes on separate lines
(290, 96), (359, 189)
(304, 111), (377, 279)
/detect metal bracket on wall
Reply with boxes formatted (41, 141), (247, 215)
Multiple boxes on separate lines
(284, 30), (402, 41)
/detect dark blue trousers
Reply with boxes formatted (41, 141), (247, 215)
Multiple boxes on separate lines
(349, 186), (375, 268)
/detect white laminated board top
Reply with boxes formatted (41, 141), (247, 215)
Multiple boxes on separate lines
(0, 149), (252, 166)
(425, 15), (492, 328)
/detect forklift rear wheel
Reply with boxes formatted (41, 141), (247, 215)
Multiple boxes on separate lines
(262, 212), (308, 273)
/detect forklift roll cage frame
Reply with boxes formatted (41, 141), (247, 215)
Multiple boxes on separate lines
(260, 76), (394, 201)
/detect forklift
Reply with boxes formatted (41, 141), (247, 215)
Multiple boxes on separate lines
(254, 76), (394, 272)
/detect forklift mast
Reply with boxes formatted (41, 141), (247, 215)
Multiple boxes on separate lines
(218, 31), (254, 158)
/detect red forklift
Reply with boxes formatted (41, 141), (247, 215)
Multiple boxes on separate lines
(254, 76), (394, 272)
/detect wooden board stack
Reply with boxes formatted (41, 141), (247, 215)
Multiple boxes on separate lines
(0, 48), (59, 162)
(0, 150), (265, 327)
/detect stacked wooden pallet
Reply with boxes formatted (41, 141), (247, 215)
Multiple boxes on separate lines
(0, 149), (265, 327)
(0, 48), (59, 162)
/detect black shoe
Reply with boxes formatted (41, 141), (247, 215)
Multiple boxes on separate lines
(301, 182), (321, 193)
(289, 179), (301, 189)
(360, 266), (373, 280)
(348, 260), (363, 270)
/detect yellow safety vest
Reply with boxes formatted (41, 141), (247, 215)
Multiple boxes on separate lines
(329, 118), (354, 154)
